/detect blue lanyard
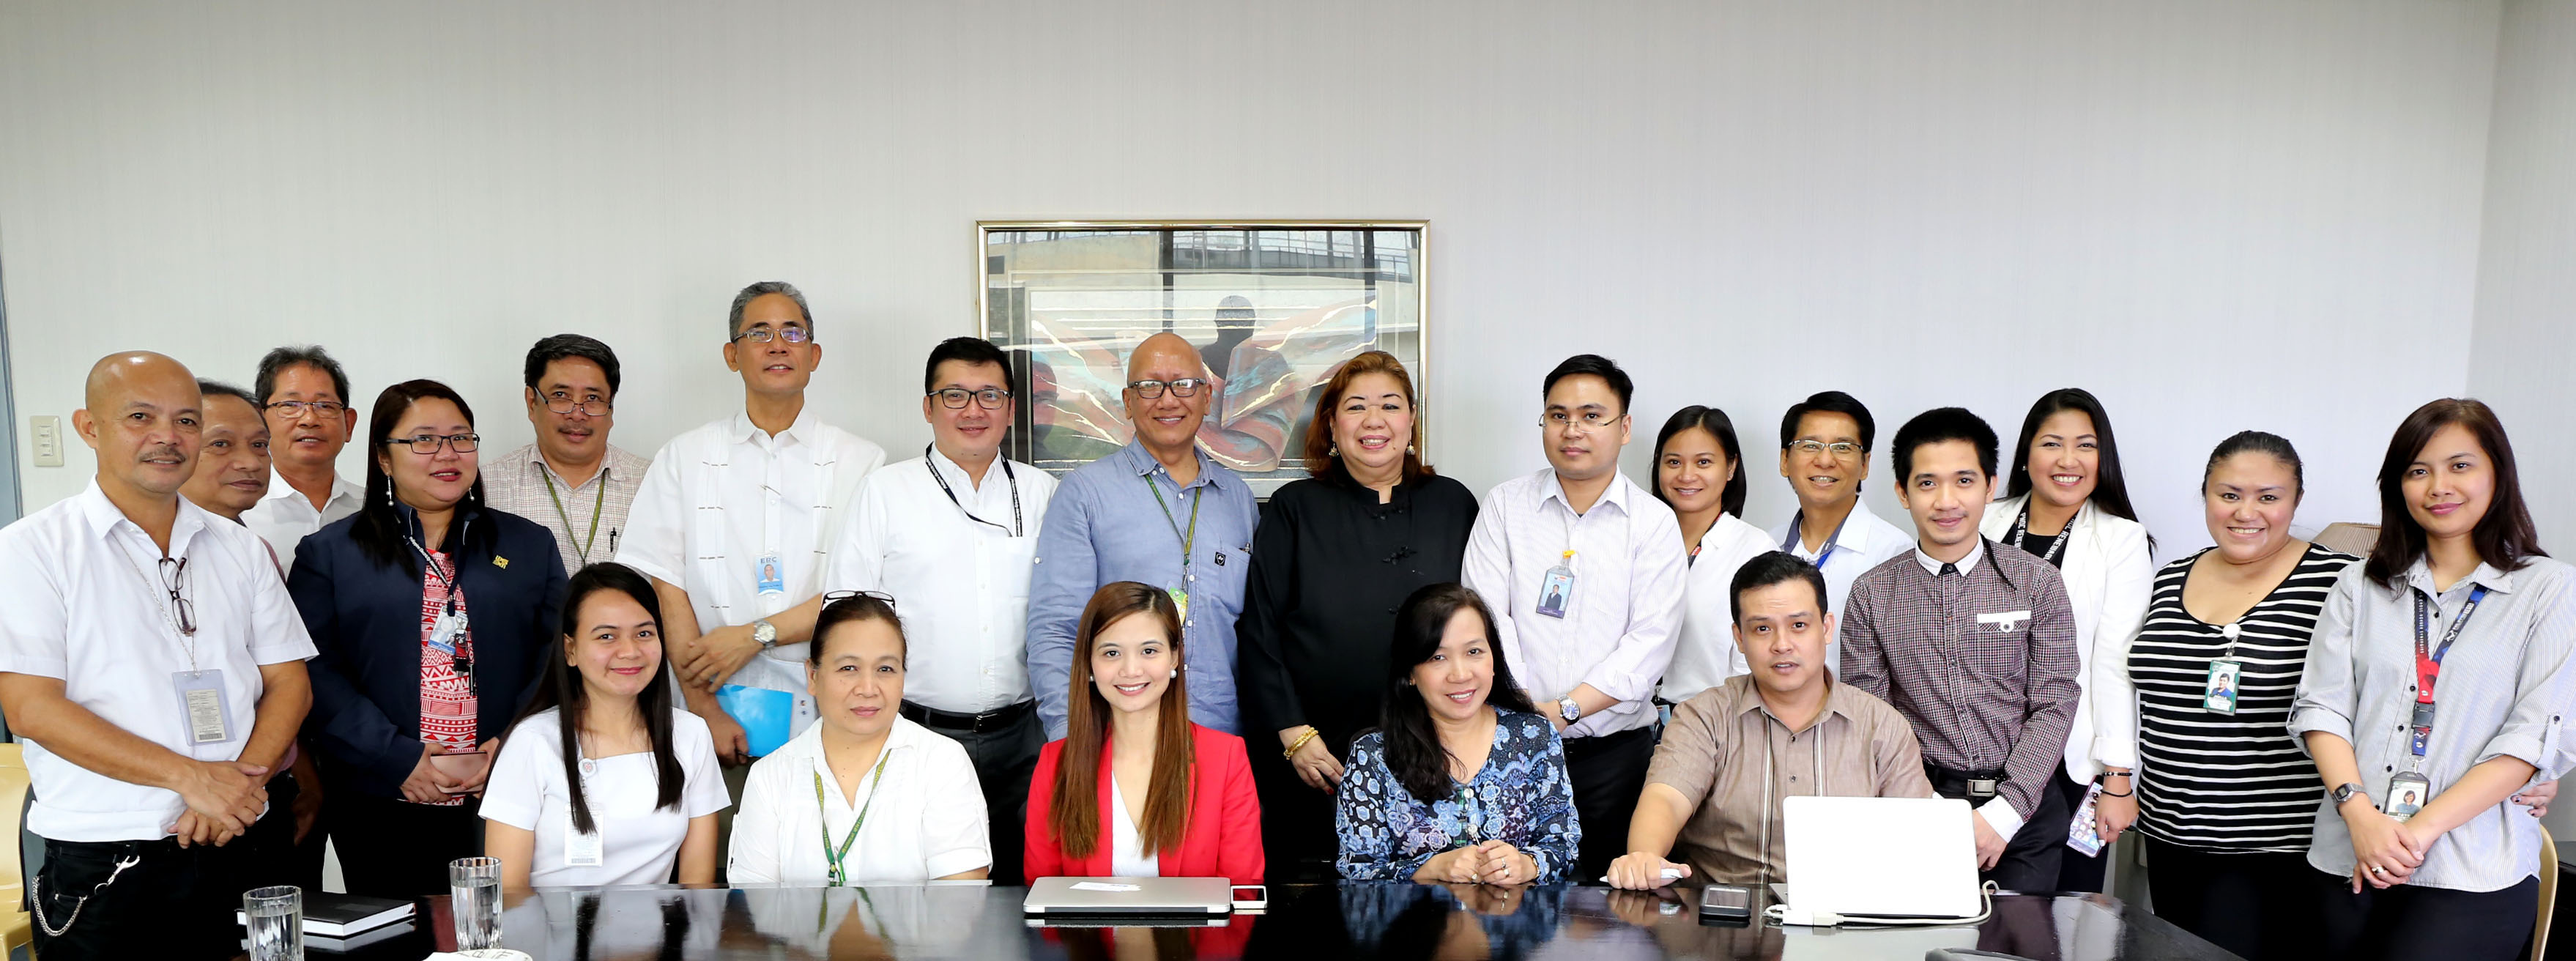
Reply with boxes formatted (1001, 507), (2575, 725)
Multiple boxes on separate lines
(1781, 510), (1850, 568)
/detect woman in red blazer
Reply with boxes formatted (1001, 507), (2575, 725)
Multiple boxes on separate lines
(1025, 582), (1263, 883)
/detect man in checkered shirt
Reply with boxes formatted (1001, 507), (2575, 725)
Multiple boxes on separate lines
(1837, 407), (2079, 892)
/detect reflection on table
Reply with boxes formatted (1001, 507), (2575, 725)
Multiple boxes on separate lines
(321, 880), (2236, 960)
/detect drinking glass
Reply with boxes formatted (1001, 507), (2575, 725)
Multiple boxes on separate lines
(448, 856), (504, 950)
(242, 885), (302, 961)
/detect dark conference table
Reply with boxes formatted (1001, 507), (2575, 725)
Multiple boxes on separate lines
(323, 881), (2238, 960)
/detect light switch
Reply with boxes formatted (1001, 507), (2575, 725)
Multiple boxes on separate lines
(31, 416), (62, 467)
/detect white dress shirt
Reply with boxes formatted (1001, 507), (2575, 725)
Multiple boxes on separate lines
(480, 442), (653, 576)
(1766, 497), (1913, 669)
(0, 482), (318, 842)
(1461, 469), (1688, 738)
(823, 448), (1057, 714)
(1660, 512), (1781, 702)
(241, 470), (363, 569)
(1979, 494), (2154, 780)
(725, 717), (992, 883)
(617, 408), (886, 723)
(480, 707), (732, 887)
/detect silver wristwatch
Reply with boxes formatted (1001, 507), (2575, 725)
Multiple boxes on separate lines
(2331, 782), (2366, 806)
(751, 619), (779, 649)
(1557, 697), (1582, 724)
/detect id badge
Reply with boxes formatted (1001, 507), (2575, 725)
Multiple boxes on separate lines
(565, 820), (605, 867)
(1536, 565), (1575, 619)
(2386, 771), (2431, 821)
(428, 611), (468, 656)
(754, 553), (785, 597)
(172, 669), (233, 746)
(1167, 585), (1191, 626)
(2202, 659), (2243, 715)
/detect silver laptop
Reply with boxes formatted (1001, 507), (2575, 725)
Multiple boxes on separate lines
(1779, 795), (1983, 921)
(1022, 877), (1237, 919)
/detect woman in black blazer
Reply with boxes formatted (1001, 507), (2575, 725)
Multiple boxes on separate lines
(289, 379), (566, 897)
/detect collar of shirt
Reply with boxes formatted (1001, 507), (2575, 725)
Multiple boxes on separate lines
(727, 405), (822, 449)
(518, 442), (631, 492)
(2402, 556), (2519, 598)
(259, 468), (363, 512)
(1541, 470), (1633, 519)
(1912, 538), (1987, 577)
(1116, 438), (1226, 493)
(926, 445), (1007, 496)
(1717, 673), (1858, 734)
(78, 480), (212, 554)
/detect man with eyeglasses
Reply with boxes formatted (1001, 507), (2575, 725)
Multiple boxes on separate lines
(821, 336), (1057, 883)
(242, 345), (364, 567)
(0, 352), (316, 957)
(618, 282), (886, 793)
(1766, 390), (1912, 670)
(482, 335), (653, 576)
(1026, 331), (1258, 741)
(1462, 353), (1687, 879)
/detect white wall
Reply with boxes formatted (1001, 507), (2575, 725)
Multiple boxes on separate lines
(0, 1), (2508, 559)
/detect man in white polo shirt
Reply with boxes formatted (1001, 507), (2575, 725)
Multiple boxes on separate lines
(825, 336), (1056, 883)
(240, 344), (364, 566)
(1767, 390), (1912, 669)
(0, 352), (316, 957)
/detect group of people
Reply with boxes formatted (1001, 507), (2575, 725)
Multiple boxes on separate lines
(0, 279), (2566, 961)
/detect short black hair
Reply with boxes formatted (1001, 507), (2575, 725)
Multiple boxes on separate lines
(1729, 551), (1830, 623)
(522, 334), (623, 397)
(923, 336), (1016, 398)
(1540, 355), (1633, 413)
(1890, 407), (2000, 482)
(256, 344), (351, 406)
(1778, 391), (1877, 451)
(196, 379), (261, 413)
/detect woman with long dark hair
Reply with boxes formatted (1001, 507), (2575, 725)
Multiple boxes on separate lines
(480, 563), (727, 888)
(1335, 584), (1578, 883)
(1025, 582), (1263, 882)
(1976, 387), (2153, 892)
(2295, 399), (2576, 961)
(290, 379), (568, 896)
(1652, 405), (1776, 702)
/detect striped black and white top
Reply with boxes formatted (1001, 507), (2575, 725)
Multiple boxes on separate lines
(2130, 543), (2359, 852)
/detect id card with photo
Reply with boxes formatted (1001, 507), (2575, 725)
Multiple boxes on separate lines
(755, 552), (786, 597)
(173, 669), (233, 746)
(2386, 771), (2430, 821)
(1536, 565), (1575, 619)
(2202, 659), (2243, 714)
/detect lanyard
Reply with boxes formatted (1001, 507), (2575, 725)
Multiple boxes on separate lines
(924, 445), (1021, 536)
(814, 749), (892, 886)
(2410, 585), (2490, 758)
(407, 534), (464, 619)
(1143, 475), (1204, 576)
(2008, 502), (2068, 564)
(1781, 509), (1850, 568)
(113, 541), (199, 672)
(537, 465), (609, 565)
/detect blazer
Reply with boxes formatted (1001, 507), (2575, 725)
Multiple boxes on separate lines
(1979, 494), (2153, 779)
(1024, 724), (1264, 883)
(289, 502), (568, 798)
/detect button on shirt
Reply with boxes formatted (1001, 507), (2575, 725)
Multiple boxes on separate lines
(1767, 499), (1913, 671)
(824, 449), (1057, 714)
(1645, 675), (1935, 886)
(2291, 557), (2576, 892)
(242, 470), (363, 568)
(1838, 539), (2079, 839)
(480, 442), (652, 576)
(1027, 441), (1258, 740)
(0, 483), (318, 842)
(1461, 469), (1687, 738)
(617, 409), (886, 701)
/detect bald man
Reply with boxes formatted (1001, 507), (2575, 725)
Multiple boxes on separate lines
(1025, 331), (1259, 738)
(0, 352), (316, 957)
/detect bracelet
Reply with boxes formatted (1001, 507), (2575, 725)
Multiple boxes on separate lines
(2099, 787), (2134, 798)
(1284, 727), (1321, 760)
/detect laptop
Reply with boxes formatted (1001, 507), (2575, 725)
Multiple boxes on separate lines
(1022, 877), (1244, 919)
(1778, 795), (1983, 921)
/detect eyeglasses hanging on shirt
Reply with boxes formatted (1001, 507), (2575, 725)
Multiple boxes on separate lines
(409, 532), (477, 695)
(921, 445), (1020, 536)
(116, 547), (230, 746)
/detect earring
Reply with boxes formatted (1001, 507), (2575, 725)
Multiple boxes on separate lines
(1329, 445), (1339, 457)
(1168, 669), (1177, 679)
(1407, 444), (1417, 455)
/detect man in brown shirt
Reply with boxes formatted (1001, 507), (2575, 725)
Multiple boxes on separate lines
(1607, 552), (1932, 889)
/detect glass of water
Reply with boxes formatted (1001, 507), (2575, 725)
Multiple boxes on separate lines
(448, 856), (504, 951)
(242, 885), (302, 961)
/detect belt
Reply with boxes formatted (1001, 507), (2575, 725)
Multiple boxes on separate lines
(1923, 763), (2009, 801)
(899, 700), (1035, 735)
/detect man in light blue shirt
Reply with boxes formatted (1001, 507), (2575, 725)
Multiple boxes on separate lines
(1026, 332), (1258, 739)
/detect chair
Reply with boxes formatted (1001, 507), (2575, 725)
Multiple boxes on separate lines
(0, 743), (29, 956)
(2313, 522), (2380, 557)
(2535, 825), (2558, 961)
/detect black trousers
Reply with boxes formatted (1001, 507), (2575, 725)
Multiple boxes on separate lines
(327, 792), (483, 897)
(1564, 726), (1655, 880)
(31, 836), (247, 959)
(2143, 837), (2319, 961)
(2050, 764), (2107, 894)
(1249, 734), (1341, 883)
(903, 702), (1042, 884)
(240, 768), (327, 893)
(2316, 869), (2539, 961)
(1927, 766), (2068, 893)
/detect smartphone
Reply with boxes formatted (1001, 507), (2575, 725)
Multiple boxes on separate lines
(428, 749), (489, 790)
(1699, 883), (1753, 925)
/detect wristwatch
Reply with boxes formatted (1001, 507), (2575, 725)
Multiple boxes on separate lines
(1557, 697), (1582, 724)
(2331, 782), (2367, 807)
(751, 619), (779, 650)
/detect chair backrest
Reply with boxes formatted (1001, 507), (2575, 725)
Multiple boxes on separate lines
(2313, 522), (2380, 557)
(0, 743), (26, 897)
(2535, 825), (2558, 961)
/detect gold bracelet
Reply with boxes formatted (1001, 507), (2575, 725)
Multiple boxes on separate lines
(1284, 727), (1321, 760)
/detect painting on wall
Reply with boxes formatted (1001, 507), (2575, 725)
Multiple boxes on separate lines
(979, 222), (1428, 496)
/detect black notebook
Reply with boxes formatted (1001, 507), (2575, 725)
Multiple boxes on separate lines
(236, 892), (415, 937)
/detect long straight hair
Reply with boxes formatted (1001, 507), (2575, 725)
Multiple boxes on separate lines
(351, 379), (488, 572)
(2365, 398), (2547, 589)
(506, 563), (683, 834)
(2002, 387), (2152, 549)
(1376, 584), (1537, 805)
(1652, 405), (1748, 517)
(1050, 582), (1195, 859)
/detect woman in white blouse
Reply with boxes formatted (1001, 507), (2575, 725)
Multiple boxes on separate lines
(1978, 388), (2153, 894)
(727, 592), (992, 884)
(482, 563), (730, 889)
(1650, 406), (1777, 702)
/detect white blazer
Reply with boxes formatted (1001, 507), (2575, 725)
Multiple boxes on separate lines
(1979, 494), (2154, 781)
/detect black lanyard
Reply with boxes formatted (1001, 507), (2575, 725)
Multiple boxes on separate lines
(408, 524), (476, 694)
(922, 445), (1020, 536)
(2008, 502), (2068, 564)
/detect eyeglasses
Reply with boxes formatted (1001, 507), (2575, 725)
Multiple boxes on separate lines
(157, 557), (196, 637)
(822, 590), (897, 611)
(1789, 440), (1865, 459)
(542, 395), (612, 417)
(1126, 378), (1209, 399)
(929, 387), (1012, 410)
(731, 324), (812, 345)
(264, 400), (346, 420)
(383, 433), (480, 454)
(1543, 410), (1616, 428)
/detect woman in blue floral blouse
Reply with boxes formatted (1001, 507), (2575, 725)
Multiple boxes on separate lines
(1336, 583), (1579, 883)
